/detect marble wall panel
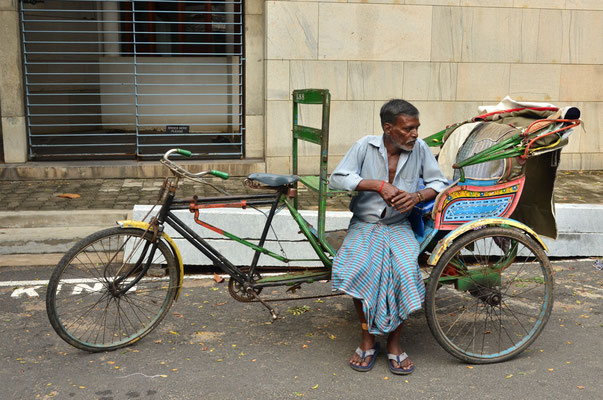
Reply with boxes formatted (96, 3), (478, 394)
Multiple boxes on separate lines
(561, 10), (603, 64)
(406, 101), (481, 139)
(266, 60), (290, 100)
(265, 156), (291, 174)
(245, 0), (264, 15)
(347, 62), (404, 101)
(559, 102), (602, 154)
(329, 101), (376, 155)
(403, 62), (458, 101)
(347, 0), (458, 4)
(245, 14), (264, 115)
(509, 64), (561, 102)
(266, 100), (292, 157)
(559, 153), (603, 170)
(460, 7), (523, 63)
(461, 0), (514, 6)
(318, 3), (432, 61)
(431, 6), (464, 62)
(406, 0), (459, 5)
(0, 0), (17, 11)
(559, 65), (603, 102)
(456, 63), (510, 101)
(265, 1), (318, 60)
(244, 115), (264, 158)
(514, 0), (565, 9)
(1, 116), (27, 163)
(0, 10), (24, 117)
(290, 61), (348, 100)
(566, 0), (603, 10)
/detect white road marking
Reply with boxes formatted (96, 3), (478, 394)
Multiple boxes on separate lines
(2, 273), (285, 298)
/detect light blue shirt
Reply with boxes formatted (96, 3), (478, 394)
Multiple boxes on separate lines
(329, 135), (449, 225)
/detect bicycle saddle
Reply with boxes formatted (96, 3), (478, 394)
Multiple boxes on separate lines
(247, 173), (300, 187)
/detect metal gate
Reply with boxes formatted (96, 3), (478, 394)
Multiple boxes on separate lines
(20, 0), (244, 160)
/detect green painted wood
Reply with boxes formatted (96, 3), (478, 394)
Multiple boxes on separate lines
(293, 126), (322, 145)
(299, 175), (352, 197)
(292, 89), (329, 104)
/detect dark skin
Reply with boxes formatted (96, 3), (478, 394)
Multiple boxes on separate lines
(349, 114), (438, 371)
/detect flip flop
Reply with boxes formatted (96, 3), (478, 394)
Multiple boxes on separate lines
(349, 342), (380, 372)
(388, 352), (415, 375)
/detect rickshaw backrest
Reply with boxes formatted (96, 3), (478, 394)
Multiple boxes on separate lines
(432, 176), (525, 231)
(291, 89), (331, 242)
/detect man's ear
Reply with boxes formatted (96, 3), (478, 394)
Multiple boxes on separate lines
(383, 122), (392, 134)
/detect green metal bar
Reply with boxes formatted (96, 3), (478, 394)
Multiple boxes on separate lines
(317, 91), (331, 242)
(197, 219), (290, 263)
(292, 98), (299, 211)
(455, 134), (523, 168)
(423, 127), (448, 148)
(282, 198), (332, 267)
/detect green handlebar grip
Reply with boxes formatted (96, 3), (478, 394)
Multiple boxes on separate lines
(210, 170), (229, 180)
(176, 148), (192, 157)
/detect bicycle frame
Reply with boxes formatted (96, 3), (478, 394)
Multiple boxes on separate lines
(140, 177), (335, 294)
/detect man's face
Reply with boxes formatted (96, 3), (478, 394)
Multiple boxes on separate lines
(384, 114), (420, 151)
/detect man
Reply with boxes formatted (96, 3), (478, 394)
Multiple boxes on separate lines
(329, 99), (448, 375)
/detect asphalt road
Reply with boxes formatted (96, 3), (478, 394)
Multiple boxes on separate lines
(1, 260), (601, 400)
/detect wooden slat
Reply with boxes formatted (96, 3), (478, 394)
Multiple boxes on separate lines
(293, 125), (322, 145)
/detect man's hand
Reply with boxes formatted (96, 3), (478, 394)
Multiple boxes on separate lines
(389, 190), (418, 213)
(378, 183), (417, 214)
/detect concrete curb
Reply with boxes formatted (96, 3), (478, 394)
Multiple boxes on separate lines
(0, 204), (601, 259)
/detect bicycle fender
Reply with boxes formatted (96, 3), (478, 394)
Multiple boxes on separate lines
(117, 220), (184, 301)
(427, 217), (548, 266)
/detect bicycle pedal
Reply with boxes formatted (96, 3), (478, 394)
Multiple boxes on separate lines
(286, 283), (302, 294)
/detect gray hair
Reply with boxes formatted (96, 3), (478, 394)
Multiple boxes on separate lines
(380, 99), (419, 128)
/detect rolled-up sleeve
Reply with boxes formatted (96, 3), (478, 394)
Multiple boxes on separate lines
(328, 139), (366, 191)
(420, 141), (450, 193)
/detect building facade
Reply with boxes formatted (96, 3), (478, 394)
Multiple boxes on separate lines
(1, 0), (602, 173)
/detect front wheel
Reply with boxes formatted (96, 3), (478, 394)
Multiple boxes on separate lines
(46, 227), (179, 352)
(425, 226), (553, 364)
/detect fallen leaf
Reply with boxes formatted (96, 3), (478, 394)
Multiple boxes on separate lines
(577, 386), (585, 390)
(467, 366), (473, 369)
(213, 273), (224, 283)
(505, 374), (513, 379)
(57, 193), (80, 199)
(311, 384), (318, 389)
(169, 331), (179, 335)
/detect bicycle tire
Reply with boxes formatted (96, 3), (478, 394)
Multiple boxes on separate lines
(46, 227), (178, 352)
(425, 226), (553, 364)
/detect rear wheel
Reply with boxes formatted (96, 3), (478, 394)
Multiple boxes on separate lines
(46, 227), (178, 352)
(425, 227), (553, 364)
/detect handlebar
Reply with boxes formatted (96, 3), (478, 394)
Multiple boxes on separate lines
(161, 149), (229, 181)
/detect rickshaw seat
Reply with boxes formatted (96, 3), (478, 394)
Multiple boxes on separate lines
(247, 173), (299, 187)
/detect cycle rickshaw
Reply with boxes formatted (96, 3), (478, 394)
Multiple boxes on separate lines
(46, 89), (581, 364)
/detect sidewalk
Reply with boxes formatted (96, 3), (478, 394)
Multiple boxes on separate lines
(1, 170), (602, 212)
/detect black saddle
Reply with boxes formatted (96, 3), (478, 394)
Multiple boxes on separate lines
(247, 173), (299, 187)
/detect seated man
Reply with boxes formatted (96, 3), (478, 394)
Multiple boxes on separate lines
(329, 99), (448, 375)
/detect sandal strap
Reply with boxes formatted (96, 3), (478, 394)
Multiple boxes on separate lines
(355, 346), (377, 360)
(387, 352), (408, 363)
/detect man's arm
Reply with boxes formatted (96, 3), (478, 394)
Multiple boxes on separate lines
(328, 139), (367, 191)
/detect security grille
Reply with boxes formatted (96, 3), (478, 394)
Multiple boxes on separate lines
(20, 0), (244, 160)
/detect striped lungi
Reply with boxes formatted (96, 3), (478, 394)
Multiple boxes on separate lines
(331, 219), (424, 336)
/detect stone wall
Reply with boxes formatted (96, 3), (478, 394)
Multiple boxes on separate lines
(263, 0), (603, 174)
(0, 0), (27, 163)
